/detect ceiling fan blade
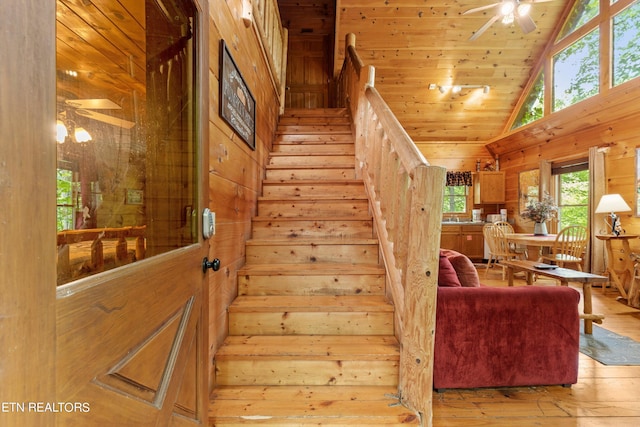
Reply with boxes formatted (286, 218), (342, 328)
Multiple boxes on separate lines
(65, 99), (122, 110)
(516, 13), (537, 34)
(469, 15), (501, 41)
(462, 3), (502, 15)
(75, 109), (136, 129)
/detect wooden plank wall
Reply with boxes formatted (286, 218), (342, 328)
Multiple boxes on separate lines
(207, 1), (281, 389)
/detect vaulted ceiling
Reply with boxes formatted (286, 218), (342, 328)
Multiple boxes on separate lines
(333, 0), (570, 143)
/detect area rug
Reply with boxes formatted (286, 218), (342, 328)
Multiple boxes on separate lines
(579, 324), (640, 365)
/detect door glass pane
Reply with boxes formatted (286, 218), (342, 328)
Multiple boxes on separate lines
(56, 0), (199, 285)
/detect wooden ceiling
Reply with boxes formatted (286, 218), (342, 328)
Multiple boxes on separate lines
(333, 0), (570, 143)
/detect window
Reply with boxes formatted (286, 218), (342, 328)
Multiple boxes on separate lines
(508, 0), (639, 128)
(612, 0), (640, 86)
(443, 186), (468, 214)
(57, 167), (75, 231)
(553, 160), (589, 229)
(557, 0), (599, 41)
(512, 71), (544, 129)
(553, 29), (600, 112)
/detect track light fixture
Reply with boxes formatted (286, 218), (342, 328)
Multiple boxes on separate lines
(429, 84), (490, 94)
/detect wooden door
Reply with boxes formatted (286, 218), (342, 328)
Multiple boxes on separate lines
(285, 35), (331, 108)
(54, 0), (209, 426)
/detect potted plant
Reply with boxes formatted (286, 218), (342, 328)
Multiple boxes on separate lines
(521, 194), (558, 235)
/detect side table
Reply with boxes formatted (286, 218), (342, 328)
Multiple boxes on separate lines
(595, 234), (639, 300)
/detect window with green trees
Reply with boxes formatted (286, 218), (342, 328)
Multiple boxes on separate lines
(509, 0), (639, 128)
(443, 186), (467, 214)
(511, 72), (544, 129)
(553, 29), (600, 112)
(613, 1), (640, 86)
(557, 169), (589, 229)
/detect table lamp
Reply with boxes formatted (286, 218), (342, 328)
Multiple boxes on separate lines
(594, 194), (631, 236)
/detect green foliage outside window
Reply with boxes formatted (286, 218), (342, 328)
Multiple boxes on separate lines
(557, 0), (599, 41)
(613, 1), (640, 86)
(57, 169), (74, 231)
(443, 186), (467, 214)
(553, 29), (600, 112)
(558, 170), (589, 229)
(511, 72), (544, 129)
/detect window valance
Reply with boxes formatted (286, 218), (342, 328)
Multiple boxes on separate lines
(446, 171), (473, 187)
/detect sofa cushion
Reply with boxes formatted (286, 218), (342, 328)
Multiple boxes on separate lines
(438, 254), (462, 287)
(440, 249), (480, 287)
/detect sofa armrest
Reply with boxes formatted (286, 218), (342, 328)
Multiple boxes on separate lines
(434, 286), (580, 389)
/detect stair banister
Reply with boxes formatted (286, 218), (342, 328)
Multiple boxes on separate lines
(337, 33), (446, 426)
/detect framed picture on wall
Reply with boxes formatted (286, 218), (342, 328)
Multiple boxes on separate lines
(519, 169), (540, 214)
(219, 39), (256, 150)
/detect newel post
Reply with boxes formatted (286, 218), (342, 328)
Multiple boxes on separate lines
(399, 164), (446, 426)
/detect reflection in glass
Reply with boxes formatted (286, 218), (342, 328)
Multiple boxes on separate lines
(56, 0), (198, 285)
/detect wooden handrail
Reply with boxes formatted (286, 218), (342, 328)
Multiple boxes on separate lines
(337, 33), (446, 426)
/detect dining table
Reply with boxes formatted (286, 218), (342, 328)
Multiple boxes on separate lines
(504, 233), (558, 261)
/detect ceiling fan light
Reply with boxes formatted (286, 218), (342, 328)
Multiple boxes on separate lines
(483, 85), (490, 94)
(500, 2), (515, 16)
(56, 120), (68, 144)
(502, 13), (515, 25)
(74, 127), (92, 143)
(438, 85), (448, 94)
(452, 85), (462, 94)
(517, 4), (531, 16)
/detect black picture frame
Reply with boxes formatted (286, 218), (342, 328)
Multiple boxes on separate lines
(219, 40), (256, 150)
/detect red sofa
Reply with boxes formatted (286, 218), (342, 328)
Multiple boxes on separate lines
(434, 249), (580, 390)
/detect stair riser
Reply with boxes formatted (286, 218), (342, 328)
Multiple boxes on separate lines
(238, 273), (385, 296)
(272, 143), (355, 154)
(262, 183), (365, 198)
(245, 243), (379, 264)
(265, 167), (356, 181)
(258, 200), (370, 217)
(215, 360), (399, 386)
(228, 312), (394, 335)
(252, 219), (373, 239)
(269, 155), (354, 167)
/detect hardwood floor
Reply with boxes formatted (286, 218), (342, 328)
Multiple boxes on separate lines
(432, 269), (640, 427)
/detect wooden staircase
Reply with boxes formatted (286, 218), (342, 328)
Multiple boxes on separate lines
(209, 108), (420, 425)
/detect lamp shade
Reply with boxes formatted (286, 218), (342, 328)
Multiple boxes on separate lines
(594, 194), (631, 213)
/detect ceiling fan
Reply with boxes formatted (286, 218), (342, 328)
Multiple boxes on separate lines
(463, 0), (555, 41)
(62, 98), (136, 130)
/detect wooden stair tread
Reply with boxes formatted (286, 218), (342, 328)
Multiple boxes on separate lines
(246, 238), (378, 245)
(229, 295), (393, 312)
(210, 386), (418, 424)
(238, 263), (384, 275)
(216, 336), (399, 359)
(269, 151), (353, 157)
(258, 195), (367, 201)
(266, 163), (355, 170)
(262, 179), (363, 185)
(252, 215), (372, 222)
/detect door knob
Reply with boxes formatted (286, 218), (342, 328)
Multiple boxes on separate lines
(202, 257), (221, 273)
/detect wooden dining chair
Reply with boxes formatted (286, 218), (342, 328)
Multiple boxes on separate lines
(493, 221), (528, 259)
(483, 223), (524, 279)
(540, 225), (588, 271)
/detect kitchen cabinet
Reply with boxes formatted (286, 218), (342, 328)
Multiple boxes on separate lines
(441, 224), (484, 261)
(474, 171), (505, 204)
